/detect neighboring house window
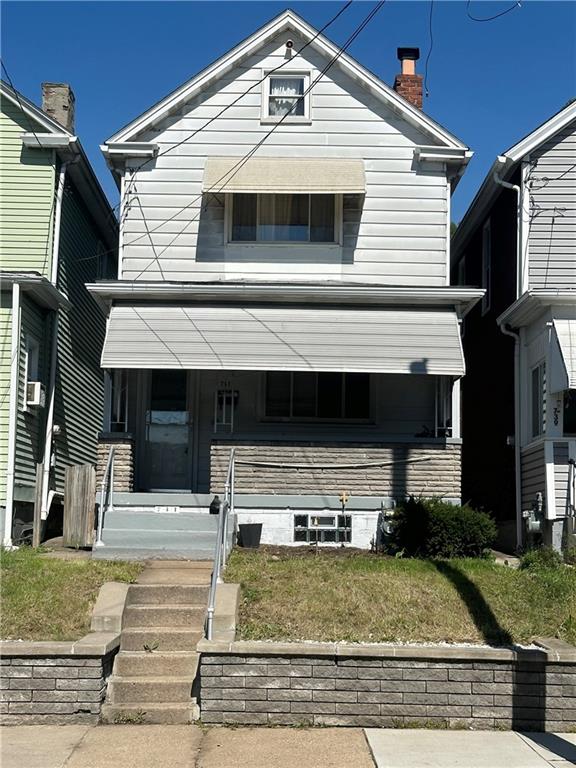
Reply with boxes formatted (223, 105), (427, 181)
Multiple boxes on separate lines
(531, 362), (546, 438)
(23, 337), (41, 412)
(564, 390), (576, 435)
(231, 194), (337, 243)
(265, 372), (370, 420)
(96, 241), (115, 280)
(481, 219), (491, 314)
(263, 73), (309, 121)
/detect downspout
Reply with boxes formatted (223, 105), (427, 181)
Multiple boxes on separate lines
(493, 157), (522, 299)
(40, 161), (67, 519)
(500, 323), (522, 550)
(4, 282), (21, 547)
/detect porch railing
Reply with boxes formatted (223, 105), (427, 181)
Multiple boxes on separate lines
(206, 447), (235, 641)
(95, 446), (115, 548)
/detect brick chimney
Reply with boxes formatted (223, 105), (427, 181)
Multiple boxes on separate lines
(41, 83), (75, 132)
(393, 48), (422, 109)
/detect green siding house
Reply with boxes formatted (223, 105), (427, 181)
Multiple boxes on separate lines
(0, 81), (117, 545)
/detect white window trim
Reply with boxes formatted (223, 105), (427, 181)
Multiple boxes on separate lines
(530, 361), (546, 439)
(261, 69), (311, 124)
(481, 219), (491, 315)
(225, 193), (343, 247)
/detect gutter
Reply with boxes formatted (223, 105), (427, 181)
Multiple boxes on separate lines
(4, 283), (21, 547)
(40, 161), (68, 520)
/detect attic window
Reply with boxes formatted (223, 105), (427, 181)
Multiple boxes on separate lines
(262, 72), (310, 122)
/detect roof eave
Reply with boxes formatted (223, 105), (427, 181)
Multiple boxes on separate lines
(497, 289), (576, 328)
(86, 280), (484, 317)
(105, 9), (467, 152)
(0, 272), (72, 311)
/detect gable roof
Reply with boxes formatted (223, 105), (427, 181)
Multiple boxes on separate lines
(106, 9), (466, 150)
(452, 99), (576, 259)
(1, 80), (117, 249)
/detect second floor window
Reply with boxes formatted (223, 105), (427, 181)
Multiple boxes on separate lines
(231, 194), (336, 243)
(263, 73), (309, 120)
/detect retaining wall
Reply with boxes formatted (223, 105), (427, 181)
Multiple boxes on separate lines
(197, 639), (576, 732)
(1, 634), (120, 724)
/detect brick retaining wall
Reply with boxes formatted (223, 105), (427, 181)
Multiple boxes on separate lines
(1, 654), (115, 724)
(198, 641), (576, 732)
(1, 635), (119, 724)
(211, 441), (462, 498)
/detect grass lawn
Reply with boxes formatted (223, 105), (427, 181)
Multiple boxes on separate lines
(0, 548), (142, 641)
(225, 547), (576, 646)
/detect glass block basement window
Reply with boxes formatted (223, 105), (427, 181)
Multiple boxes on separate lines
(294, 514), (352, 544)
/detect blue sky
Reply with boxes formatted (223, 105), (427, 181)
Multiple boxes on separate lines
(2, 1), (574, 221)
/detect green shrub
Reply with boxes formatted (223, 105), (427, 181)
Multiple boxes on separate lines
(389, 497), (497, 559)
(564, 545), (576, 566)
(520, 546), (564, 571)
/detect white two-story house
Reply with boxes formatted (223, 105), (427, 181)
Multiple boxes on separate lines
(90, 10), (481, 557)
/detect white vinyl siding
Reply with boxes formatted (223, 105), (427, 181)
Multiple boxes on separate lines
(527, 118), (576, 289)
(120, 34), (448, 285)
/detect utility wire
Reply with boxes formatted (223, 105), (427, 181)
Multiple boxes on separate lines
(129, 0), (387, 280)
(466, 0), (521, 23)
(79, 1), (379, 269)
(1, 60), (46, 150)
(117, 1), (354, 228)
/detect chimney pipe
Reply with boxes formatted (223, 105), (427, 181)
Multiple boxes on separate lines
(393, 48), (423, 110)
(41, 83), (75, 132)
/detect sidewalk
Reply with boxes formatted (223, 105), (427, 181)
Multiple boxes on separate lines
(1, 725), (575, 768)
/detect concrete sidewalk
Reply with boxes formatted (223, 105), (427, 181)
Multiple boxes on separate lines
(1, 725), (575, 768)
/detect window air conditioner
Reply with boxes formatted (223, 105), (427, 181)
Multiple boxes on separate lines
(26, 381), (45, 408)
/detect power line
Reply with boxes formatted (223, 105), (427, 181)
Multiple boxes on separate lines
(466, 0), (521, 23)
(424, 0), (434, 98)
(1, 60), (46, 150)
(117, 1), (354, 232)
(129, 0), (387, 281)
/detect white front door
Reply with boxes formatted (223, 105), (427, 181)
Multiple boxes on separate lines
(143, 370), (192, 491)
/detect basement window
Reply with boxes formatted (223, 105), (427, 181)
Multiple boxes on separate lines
(294, 514), (352, 544)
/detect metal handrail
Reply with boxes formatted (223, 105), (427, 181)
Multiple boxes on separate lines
(94, 446), (115, 548)
(569, 458), (576, 534)
(206, 447), (236, 640)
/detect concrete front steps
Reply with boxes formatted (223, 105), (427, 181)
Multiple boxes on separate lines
(93, 506), (221, 561)
(101, 561), (212, 725)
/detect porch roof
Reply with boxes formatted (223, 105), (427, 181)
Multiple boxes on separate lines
(551, 319), (576, 392)
(101, 305), (465, 376)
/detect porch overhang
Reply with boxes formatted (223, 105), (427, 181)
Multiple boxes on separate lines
(101, 305), (465, 376)
(202, 157), (365, 194)
(550, 319), (576, 392)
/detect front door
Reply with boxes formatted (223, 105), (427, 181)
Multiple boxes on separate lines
(143, 370), (191, 491)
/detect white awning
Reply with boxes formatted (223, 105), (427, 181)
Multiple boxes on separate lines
(550, 319), (576, 392)
(102, 306), (464, 376)
(202, 157), (365, 194)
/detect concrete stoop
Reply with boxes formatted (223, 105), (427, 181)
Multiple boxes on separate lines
(101, 561), (212, 725)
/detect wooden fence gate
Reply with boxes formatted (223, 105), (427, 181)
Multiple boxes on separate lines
(63, 465), (96, 548)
